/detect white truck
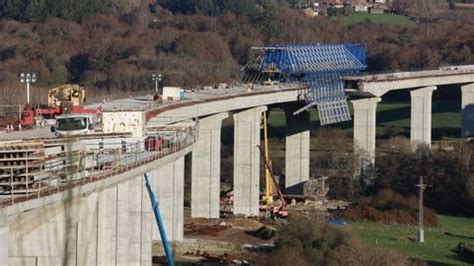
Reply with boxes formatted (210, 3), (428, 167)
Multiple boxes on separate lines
(51, 113), (95, 136)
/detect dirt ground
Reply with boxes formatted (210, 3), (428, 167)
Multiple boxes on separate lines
(153, 200), (351, 265)
(152, 208), (276, 265)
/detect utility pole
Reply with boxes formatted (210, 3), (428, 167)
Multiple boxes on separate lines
(415, 176), (427, 243)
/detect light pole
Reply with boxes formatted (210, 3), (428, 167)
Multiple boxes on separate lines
(152, 73), (162, 94)
(20, 73), (37, 105)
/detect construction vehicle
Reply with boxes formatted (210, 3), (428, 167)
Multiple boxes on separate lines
(51, 113), (95, 137)
(259, 111), (288, 218)
(20, 84), (98, 127)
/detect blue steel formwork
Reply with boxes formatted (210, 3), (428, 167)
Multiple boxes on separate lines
(241, 44), (367, 125)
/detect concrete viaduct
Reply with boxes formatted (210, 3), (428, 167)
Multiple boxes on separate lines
(1, 66), (474, 265)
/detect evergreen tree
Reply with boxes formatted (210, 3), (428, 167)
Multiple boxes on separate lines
(24, 0), (47, 22)
(157, 0), (256, 16)
(0, 0), (24, 20)
(0, 0), (108, 22)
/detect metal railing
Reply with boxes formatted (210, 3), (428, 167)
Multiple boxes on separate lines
(0, 126), (198, 207)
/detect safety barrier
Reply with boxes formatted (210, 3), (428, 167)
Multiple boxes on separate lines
(0, 124), (198, 207)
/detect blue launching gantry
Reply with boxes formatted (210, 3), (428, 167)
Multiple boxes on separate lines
(241, 43), (367, 125)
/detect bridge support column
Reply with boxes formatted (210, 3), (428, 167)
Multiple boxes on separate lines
(462, 83), (474, 137)
(116, 180), (131, 265)
(233, 106), (267, 216)
(410, 86), (437, 150)
(191, 113), (228, 218)
(0, 210), (9, 266)
(352, 97), (381, 172)
(152, 157), (185, 242)
(128, 175), (152, 266)
(78, 193), (99, 266)
(285, 109), (310, 192)
(97, 187), (118, 265)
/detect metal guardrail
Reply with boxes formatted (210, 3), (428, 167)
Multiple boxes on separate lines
(0, 126), (198, 207)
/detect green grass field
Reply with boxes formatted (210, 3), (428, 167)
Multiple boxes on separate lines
(349, 215), (474, 264)
(339, 13), (415, 26)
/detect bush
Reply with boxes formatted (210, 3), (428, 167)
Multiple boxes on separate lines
(373, 143), (474, 217)
(342, 189), (438, 226)
(258, 213), (408, 266)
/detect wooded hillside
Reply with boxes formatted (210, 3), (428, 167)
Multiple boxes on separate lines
(0, 1), (473, 104)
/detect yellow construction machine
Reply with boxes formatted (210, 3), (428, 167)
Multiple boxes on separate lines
(259, 111), (288, 218)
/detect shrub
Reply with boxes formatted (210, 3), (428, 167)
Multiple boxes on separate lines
(258, 213), (408, 266)
(342, 189), (438, 226)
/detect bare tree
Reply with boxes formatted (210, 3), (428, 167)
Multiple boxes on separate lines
(393, 0), (447, 19)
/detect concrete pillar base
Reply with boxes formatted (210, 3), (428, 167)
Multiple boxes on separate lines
(462, 83), (474, 137)
(285, 108), (310, 194)
(410, 86), (437, 151)
(191, 113), (228, 218)
(351, 97), (381, 174)
(152, 157), (185, 242)
(233, 106), (267, 216)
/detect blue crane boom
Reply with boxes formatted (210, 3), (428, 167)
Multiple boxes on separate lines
(144, 173), (175, 266)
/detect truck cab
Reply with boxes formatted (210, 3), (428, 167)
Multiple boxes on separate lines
(52, 114), (95, 137)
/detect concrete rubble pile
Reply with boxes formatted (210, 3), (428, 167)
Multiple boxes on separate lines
(303, 176), (329, 199)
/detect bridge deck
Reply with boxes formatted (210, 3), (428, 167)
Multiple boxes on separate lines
(344, 65), (474, 96)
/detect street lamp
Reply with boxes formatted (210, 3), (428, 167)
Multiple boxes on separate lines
(20, 72), (37, 105)
(152, 73), (162, 94)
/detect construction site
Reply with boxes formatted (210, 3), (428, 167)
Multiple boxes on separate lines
(0, 82), (345, 265)
(1, 43), (474, 265)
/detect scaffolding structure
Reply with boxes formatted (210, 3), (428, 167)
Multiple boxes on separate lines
(241, 43), (367, 125)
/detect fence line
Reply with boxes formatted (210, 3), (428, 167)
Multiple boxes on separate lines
(0, 126), (197, 207)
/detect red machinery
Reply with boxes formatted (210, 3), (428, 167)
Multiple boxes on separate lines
(145, 136), (164, 151)
(20, 84), (99, 127)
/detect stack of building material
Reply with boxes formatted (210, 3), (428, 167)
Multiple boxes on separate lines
(0, 141), (71, 195)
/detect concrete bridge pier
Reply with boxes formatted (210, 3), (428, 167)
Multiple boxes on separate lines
(233, 106), (267, 216)
(116, 181), (131, 265)
(96, 177), (152, 266)
(410, 86), (437, 150)
(152, 157), (185, 242)
(462, 83), (474, 137)
(0, 210), (9, 266)
(128, 177), (152, 265)
(97, 187), (118, 265)
(285, 108), (310, 192)
(351, 97), (381, 173)
(191, 113), (229, 218)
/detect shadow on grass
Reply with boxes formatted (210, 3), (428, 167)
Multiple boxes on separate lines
(449, 247), (474, 265)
